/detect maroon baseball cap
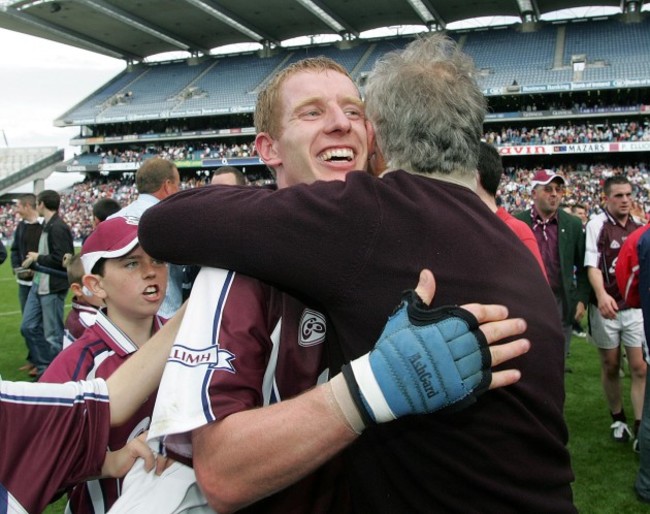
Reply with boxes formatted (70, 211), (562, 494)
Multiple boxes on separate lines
(531, 169), (566, 188)
(81, 216), (140, 274)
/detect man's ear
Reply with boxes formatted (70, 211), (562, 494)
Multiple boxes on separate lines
(366, 119), (376, 160)
(255, 132), (281, 168)
(365, 121), (385, 177)
(83, 274), (107, 300)
(531, 188), (539, 201)
(163, 179), (176, 196)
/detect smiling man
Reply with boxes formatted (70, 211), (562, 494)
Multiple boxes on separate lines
(253, 59), (369, 186)
(118, 57), (526, 514)
(140, 35), (574, 513)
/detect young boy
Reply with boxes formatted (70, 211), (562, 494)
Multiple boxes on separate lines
(62, 253), (103, 349)
(40, 215), (168, 514)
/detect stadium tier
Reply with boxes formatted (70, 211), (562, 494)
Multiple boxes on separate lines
(0, 147), (64, 195)
(49, 15), (649, 177)
(57, 16), (650, 130)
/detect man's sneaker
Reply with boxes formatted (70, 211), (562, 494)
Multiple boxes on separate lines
(572, 329), (586, 338)
(611, 421), (633, 442)
(634, 438), (640, 453)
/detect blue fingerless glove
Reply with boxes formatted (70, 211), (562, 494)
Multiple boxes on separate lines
(342, 290), (492, 425)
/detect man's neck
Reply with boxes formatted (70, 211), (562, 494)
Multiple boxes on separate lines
(610, 210), (629, 226)
(24, 213), (39, 223)
(533, 206), (557, 222)
(42, 210), (55, 223)
(476, 188), (498, 213)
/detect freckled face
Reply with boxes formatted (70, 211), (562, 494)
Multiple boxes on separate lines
(260, 70), (370, 188)
(98, 246), (167, 320)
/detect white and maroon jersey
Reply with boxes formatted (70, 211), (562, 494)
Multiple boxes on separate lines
(149, 267), (328, 456)
(142, 268), (342, 514)
(63, 299), (100, 350)
(40, 310), (165, 514)
(0, 379), (110, 514)
(585, 210), (643, 308)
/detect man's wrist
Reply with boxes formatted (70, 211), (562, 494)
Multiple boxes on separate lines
(328, 374), (365, 435)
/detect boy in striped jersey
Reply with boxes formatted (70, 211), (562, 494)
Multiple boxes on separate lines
(40, 215), (168, 513)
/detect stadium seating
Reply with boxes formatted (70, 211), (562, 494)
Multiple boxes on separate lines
(464, 25), (558, 88)
(563, 18), (650, 81)
(57, 18), (650, 128)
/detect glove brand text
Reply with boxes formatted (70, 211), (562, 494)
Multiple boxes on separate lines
(409, 353), (436, 398)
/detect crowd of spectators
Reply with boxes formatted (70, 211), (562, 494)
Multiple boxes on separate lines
(72, 119), (650, 168)
(0, 161), (648, 243)
(485, 121), (650, 146)
(76, 121), (650, 168)
(500, 162), (650, 215)
(75, 140), (256, 165)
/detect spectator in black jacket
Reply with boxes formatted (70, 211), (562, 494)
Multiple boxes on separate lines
(20, 190), (74, 378)
(11, 194), (43, 376)
(11, 194), (43, 312)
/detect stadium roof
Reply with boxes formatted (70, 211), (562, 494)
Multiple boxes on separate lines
(0, 0), (637, 61)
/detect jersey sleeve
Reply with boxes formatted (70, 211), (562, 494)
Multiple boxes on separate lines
(584, 216), (603, 269)
(0, 379), (110, 514)
(148, 268), (276, 457)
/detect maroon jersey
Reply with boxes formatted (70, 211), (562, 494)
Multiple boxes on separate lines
(150, 268), (345, 513)
(140, 170), (574, 513)
(41, 309), (165, 514)
(63, 298), (100, 349)
(0, 379), (110, 514)
(585, 209), (643, 308)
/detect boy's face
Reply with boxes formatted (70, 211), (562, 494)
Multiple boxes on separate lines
(89, 246), (167, 320)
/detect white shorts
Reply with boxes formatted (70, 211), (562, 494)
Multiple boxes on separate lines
(108, 459), (213, 513)
(588, 307), (645, 350)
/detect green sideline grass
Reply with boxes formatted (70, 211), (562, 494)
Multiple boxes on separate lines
(0, 254), (647, 513)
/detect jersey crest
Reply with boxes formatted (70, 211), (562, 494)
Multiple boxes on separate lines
(299, 308), (326, 347)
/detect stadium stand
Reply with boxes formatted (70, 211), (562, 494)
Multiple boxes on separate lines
(54, 17), (650, 132)
(563, 18), (650, 82)
(174, 53), (286, 114)
(0, 147), (64, 196)
(2, 14), (650, 245)
(464, 25), (562, 89)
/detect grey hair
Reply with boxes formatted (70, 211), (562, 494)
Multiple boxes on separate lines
(364, 33), (486, 178)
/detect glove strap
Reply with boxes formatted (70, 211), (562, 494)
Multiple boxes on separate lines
(341, 361), (377, 427)
(345, 354), (397, 424)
